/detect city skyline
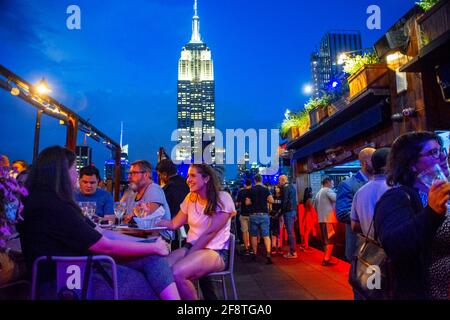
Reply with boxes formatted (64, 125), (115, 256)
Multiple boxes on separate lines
(0, 0), (416, 179)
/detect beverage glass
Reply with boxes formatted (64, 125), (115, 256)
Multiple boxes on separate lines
(77, 202), (88, 217)
(85, 202), (97, 220)
(418, 163), (450, 210)
(114, 202), (126, 225)
(418, 164), (449, 188)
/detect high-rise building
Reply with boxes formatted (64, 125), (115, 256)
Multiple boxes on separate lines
(176, 0), (215, 162)
(75, 145), (92, 171)
(104, 145), (130, 184)
(311, 30), (362, 97)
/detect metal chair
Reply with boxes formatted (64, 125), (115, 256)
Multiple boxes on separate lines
(199, 233), (238, 300)
(31, 255), (118, 300)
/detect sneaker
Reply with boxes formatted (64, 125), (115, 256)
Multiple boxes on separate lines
(322, 259), (338, 266)
(271, 247), (277, 254)
(266, 257), (273, 265)
(283, 252), (298, 259)
(243, 249), (250, 256)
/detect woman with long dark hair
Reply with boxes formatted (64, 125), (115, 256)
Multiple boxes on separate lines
(158, 163), (236, 299)
(375, 132), (450, 299)
(299, 187), (316, 252)
(18, 146), (180, 300)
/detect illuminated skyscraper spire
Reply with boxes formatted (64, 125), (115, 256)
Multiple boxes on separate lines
(190, 0), (202, 44)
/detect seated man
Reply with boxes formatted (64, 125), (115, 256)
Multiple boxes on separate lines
(74, 166), (114, 221)
(121, 160), (173, 242)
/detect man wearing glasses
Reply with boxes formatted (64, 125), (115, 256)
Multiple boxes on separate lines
(122, 160), (173, 242)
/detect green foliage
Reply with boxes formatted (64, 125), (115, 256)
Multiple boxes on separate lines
(304, 94), (333, 111)
(417, 0), (440, 11)
(343, 52), (380, 76)
(280, 94), (335, 138)
(280, 112), (309, 139)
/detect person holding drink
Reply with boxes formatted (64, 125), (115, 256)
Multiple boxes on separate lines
(374, 132), (450, 299)
(157, 164), (237, 300)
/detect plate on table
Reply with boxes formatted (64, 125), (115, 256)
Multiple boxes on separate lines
(115, 225), (167, 232)
(99, 221), (115, 229)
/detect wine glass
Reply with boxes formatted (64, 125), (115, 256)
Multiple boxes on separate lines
(114, 202), (126, 226)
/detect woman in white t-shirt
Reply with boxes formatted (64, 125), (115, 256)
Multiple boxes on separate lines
(157, 164), (236, 300)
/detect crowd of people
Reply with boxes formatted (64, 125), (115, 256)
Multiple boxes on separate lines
(0, 148), (237, 300)
(0, 130), (449, 300)
(229, 131), (450, 300)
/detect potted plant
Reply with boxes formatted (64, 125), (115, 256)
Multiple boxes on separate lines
(280, 108), (312, 141)
(307, 95), (333, 127)
(416, 0), (449, 49)
(344, 53), (389, 100)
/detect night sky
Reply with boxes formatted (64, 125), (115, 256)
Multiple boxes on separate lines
(0, 0), (416, 179)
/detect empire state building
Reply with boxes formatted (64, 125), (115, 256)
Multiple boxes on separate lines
(176, 0), (215, 162)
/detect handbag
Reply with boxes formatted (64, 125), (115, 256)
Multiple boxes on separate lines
(348, 216), (394, 300)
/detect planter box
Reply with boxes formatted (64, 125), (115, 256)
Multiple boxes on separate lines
(417, 0), (450, 50)
(347, 64), (389, 100)
(309, 105), (337, 128)
(287, 124), (310, 141)
(309, 108), (320, 128)
(287, 126), (300, 141)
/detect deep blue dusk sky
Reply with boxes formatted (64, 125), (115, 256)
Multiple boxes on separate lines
(0, 0), (416, 178)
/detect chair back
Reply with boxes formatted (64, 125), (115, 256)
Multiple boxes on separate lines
(227, 233), (235, 274)
(31, 255), (118, 300)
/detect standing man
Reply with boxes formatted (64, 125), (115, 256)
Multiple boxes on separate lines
(122, 160), (173, 242)
(249, 174), (274, 264)
(351, 148), (390, 240)
(279, 175), (298, 259)
(336, 148), (375, 262)
(236, 178), (254, 255)
(156, 159), (190, 249)
(74, 166), (114, 220)
(314, 177), (338, 265)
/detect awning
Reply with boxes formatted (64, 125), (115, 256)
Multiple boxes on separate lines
(287, 88), (390, 161)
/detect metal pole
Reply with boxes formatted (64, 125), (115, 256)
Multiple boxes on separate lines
(114, 147), (121, 201)
(33, 109), (42, 161)
(66, 115), (78, 152)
